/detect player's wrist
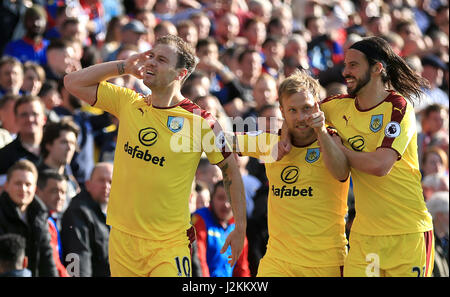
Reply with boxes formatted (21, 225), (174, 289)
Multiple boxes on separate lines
(315, 126), (328, 136)
(117, 61), (126, 76)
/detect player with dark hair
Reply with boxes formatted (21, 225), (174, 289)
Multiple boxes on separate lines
(64, 34), (246, 277)
(319, 36), (434, 277)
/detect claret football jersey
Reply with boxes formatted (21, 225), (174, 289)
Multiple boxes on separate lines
(95, 81), (231, 240)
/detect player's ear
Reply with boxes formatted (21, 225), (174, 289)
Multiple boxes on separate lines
(373, 62), (384, 74)
(279, 100), (285, 118)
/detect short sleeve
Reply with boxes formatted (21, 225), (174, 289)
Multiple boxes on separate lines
(377, 97), (415, 159)
(200, 114), (232, 165)
(94, 81), (142, 119)
(235, 131), (279, 162)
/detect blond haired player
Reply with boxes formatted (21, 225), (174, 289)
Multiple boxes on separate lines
(233, 70), (350, 276)
(64, 35), (246, 277)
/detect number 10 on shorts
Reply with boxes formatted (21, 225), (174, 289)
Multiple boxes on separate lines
(175, 256), (191, 277)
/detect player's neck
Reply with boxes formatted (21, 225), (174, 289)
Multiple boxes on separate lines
(355, 80), (390, 110)
(291, 134), (317, 147)
(151, 87), (184, 108)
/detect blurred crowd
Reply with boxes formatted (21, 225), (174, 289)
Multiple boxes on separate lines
(0, 0), (448, 277)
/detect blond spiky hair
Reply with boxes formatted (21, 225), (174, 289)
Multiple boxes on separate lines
(277, 69), (321, 105)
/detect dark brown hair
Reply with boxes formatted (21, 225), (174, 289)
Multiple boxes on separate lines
(350, 36), (430, 103)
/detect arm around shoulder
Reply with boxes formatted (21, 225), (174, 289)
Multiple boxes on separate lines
(340, 145), (398, 177)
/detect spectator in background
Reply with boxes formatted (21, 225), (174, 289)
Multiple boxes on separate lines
(397, 19), (432, 58)
(0, 94), (19, 144)
(195, 181), (211, 211)
(79, 0), (107, 45)
(261, 36), (285, 82)
(153, 20), (178, 40)
(177, 19), (199, 49)
(21, 61), (46, 96)
(106, 19), (149, 62)
(101, 15), (129, 61)
(366, 14), (391, 37)
(44, 39), (81, 82)
(37, 80), (62, 123)
(36, 170), (70, 277)
(426, 191), (449, 277)
(266, 17), (293, 45)
(0, 234), (31, 277)
(0, 160), (58, 276)
(421, 146), (449, 202)
(243, 73), (278, 130)
(80, 45), (103, 69)
(219, 49), (263, 118)
(245, 184), (268, 277)
(0, 96), (47, 182)
(214, 12), (242, 52)
(247, 0), (272, 25)
(420, 54), (449, 110)
(258, 103), (283, 133)
(44, 5), (70, 41)
(305, 15), (344, 76)
(283, 34), (311, 73)
(193, 94), (233, 133)
(418, 104), (449, 164)
(134, 8), (157, 46)
(434, 4), (449, 36)
(0, 0), (28, 55)
(195, 38), (235, 96)
(422, 146), (449, 178)
(242, 17), (266, 53)
(3, 5), (49, 66)
(0, 57), (24, 97)
(192, 180), (251, 277)
(190, 12), (211, 40)
(61, 162), (113, 277)
(54, 80), (111, 187)
(234, 154), (261, 219)
(195, 157), (223, 193)
(153, 0), (202, 23)
(38, 119), (81, 203)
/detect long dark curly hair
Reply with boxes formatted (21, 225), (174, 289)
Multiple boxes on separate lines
(350, 36), (430, 105)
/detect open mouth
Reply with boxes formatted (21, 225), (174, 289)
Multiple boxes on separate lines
(295, 124), (309, 131)
(345, 77), (356, 87)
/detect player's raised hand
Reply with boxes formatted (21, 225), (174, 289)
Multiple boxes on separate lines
(122, 50), (151, 79)
(220, 228), (245, 267)
(306, 101), (326, 134)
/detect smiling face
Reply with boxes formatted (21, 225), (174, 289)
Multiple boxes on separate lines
(280, 91), (317, 145)
(342, 49), (372, 96)
(5, 169), (36, 210)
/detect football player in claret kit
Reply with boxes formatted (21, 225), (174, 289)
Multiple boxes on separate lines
(64, 35), (246, 277)
(320, 36), (434, 277)
(232, 70), (350, 276)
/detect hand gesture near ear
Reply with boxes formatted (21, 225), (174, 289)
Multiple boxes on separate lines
(118, 50), (152, 79)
